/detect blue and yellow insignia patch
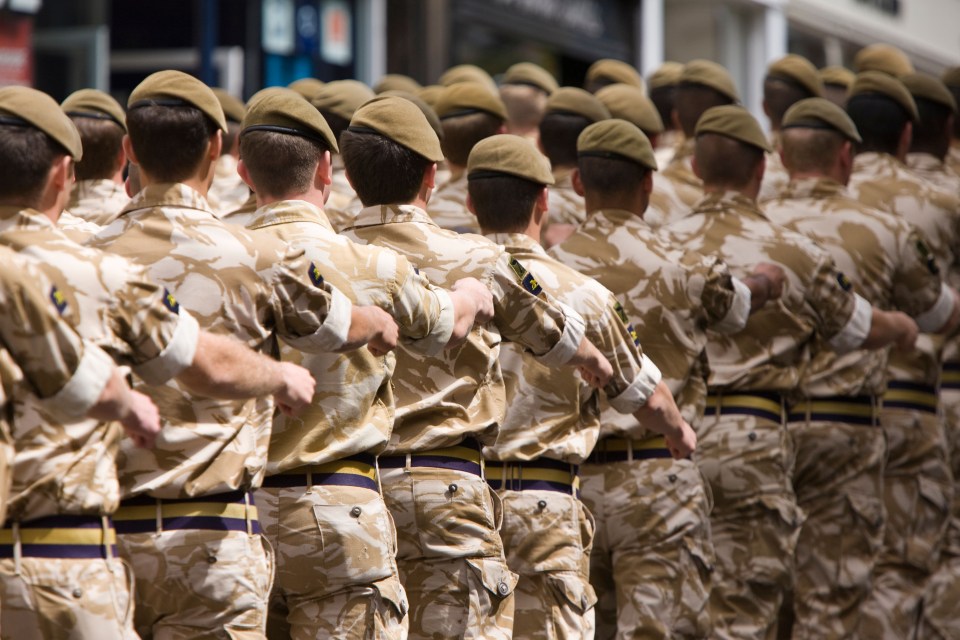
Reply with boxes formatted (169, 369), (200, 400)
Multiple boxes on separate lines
(508, 257), (543, 297)
(916, 239), (940, 275)
(836, 272), (852, 292)
(308, 262), (324, 287)
(162, 288), (180, 314)
(49, 286), (67, 316)
(613, 301), (641, 346)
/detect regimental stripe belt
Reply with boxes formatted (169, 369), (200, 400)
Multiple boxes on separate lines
(262, 454), (378, 491)
(705, 391), (783, 424)
(0, 514), (117, 559)
(114, 489), (261, 535)
(787, 395), (878, 426)
(485, 458), (581, 495)
(942, 362), (960, 390)
(883, 380), (938, 414)
(584, 435), (671, 464)
(379, 438), (483, 477)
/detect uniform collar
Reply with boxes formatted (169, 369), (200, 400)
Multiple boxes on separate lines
(483, 231), (545, 256)
(906, 152), (946, 173)
(352, 203), (435, 228)
(781, 176), (847, 199)
(246, 199), (333, 232)
(694, 190), (766, 219)
(853, 151), (902, 172)
(0, 205), (56, 231)
(121, 182), (215, 217)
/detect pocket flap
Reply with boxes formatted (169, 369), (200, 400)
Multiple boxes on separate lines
(545, 571), (597, 614)
(919, 476), (950, 513)
(846, 491), (884, 530)
(465, 556), (519, 599)
(373, 574), (409, 617)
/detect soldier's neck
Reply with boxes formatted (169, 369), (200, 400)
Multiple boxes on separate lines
(140, 171), (210, 197)
(583, 192), (643, 219)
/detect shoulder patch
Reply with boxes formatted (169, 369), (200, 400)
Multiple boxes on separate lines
(508, 257), (543, 297)
(49, 285), (67, 316)
(836, 272), (852, 292)
(308, 262), (325, 287)
(162, 288), (180, 314)
(916, 239), (940, 275)
(613, 301), (641, 346)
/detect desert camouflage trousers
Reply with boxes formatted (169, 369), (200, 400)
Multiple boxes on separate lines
(0, 554), (137, 639)
(257, 482), (408, 640)
(581, 457), (714, 640)
(696, 412), (802, 640)
(858, 406), (952, 640)
(380, 464), (518, 640)
(118, 526), (273, 639)
(787, 416), (885, 640)
(495, 486), (596, 640)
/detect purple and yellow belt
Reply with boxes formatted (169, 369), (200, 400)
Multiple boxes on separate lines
(114, 489), (260, 535)
(485, 458), (580, 495)
(584, 435), (671, 464)
(0, 514), (117, 559)
(262, 453), (378, 492)
(378, 438), (483, 477)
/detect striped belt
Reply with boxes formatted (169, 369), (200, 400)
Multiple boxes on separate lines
(705, 391), (783, 424)
(485, 458), (580, 496)
(0, 514), (117, 559)
(379, 438), (483, 477)
(262, 454), (378, 492)
(942, 362), (960, 391)
(883, 380), (938, 414)
(787, 395), (878, 426)
(114, 489), (260, 535)
(583, 435), (671, 464)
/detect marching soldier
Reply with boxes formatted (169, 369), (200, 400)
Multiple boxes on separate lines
(647, 61), (685, 167)
(499, 62), (558, 146)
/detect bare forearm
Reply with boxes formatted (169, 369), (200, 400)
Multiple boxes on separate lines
(177, 332), (285, 399)
(631, 381), (685, 441)
(861, 309), (917, 350)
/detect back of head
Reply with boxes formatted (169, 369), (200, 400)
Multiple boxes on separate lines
(780, 97), (861, 175)
(576, 118), (656, 197)
(311, 79), (376, 144)
(595, 84), (664, 136)
(61, 88), (126, 181)
(853, 43), (914, 77)
(500, 62), (557, 131)
(584, 59), (644, 94)
(694, 105), (769, 190)
(764, 54), (823, 129)
(846, 71), (918, 156)
(212, 88), (246, 157)
(648, 61), (684, 131)
(539, 87), (611, 168)
(676, 60), (739, 137)
(902, 72), (957, 157)
(433, 82), (507, 166)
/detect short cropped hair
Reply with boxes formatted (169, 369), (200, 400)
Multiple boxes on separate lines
(0, 124), (65, 204)
(500, 84), (549, 130)
(675, 83), (733, 137)
(649, 85), (676, 131)
(694, 133), (764, 189)
(71, 117), (124, 180)
(577, 155), (649, 196)
(845, 94), (910, 156)
(339, 128), (432, 206)
(469, 173), (542, 232)
(539, 112), (593, 167)
(763, 76), (814, 129)
(440, 112), (503, 166)
(125, 104), (218, 183)
(911, 98), (952, 157)
(780, 128), (846, 174)
(239, 130), (329, 198)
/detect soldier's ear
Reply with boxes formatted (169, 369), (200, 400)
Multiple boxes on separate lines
(316, 151), (333, 187)
(691, 156), (702, 180)
(208, 130), (223, 161)
(571, 168), (585, 197)
(237, 159), (254, 190)
(122, 135), (139, 168)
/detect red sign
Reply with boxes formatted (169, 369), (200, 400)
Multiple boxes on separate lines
(0, 15), (32, 86)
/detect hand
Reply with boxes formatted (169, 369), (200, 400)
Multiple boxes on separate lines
(579, 354), (614, 389)
(632, 381), (694, 457)
(274, 362), (316, 416)
(665, 421), (697, 459)
(892, 311), (919, 351)
(363, 306), (399, 357)
(750, 263), (785, 299)
(119, 390), (161, 449)
(452, 277), (494, 324)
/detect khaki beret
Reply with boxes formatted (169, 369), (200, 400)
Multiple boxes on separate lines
(695, 105), (771, 152)
(849, 71), (919, 121)
(502, 62), (558, 94)
(679, 59), (740, 102)
(379, 90), (444, 141)
(0, 86), (83, 160)
(373, 74), (422, 95)
(942, 66), (960, 90)
(467, 134), (554, 185)
(246, 87), (290, 110)
(854, 44), (914, 77)
(438, 64), (497, 94)
(416, 84), (444, 108)
(585, 59), (644, 90)
(782, 97), (862, 143)
(577, 118), (657, 171)
(767, 54), (823, 97)
(595, 84), (664, 134)
(434, 82), (507, 120)
(287, 78), (325, 101)
(242, 88), (338, 152)
(902, 72), (958, 113)
(350, 95), (444, 162)
(819, 65), (856, 89)
(211, 88), (246, 123)
(545, 87), (611, 123)
(311, 80), (376, 121)
(648, 61), (684, 90)
(61, 89), (126, 131)
(129, 70), (227, 131)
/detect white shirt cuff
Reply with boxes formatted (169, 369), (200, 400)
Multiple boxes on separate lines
(535, 301), (586, 367)
(44, 342), (115, 419)
(713, 276), (751, 334)
(307, 286), (354, 352)
(828, 293), (873, 354)
(133, 311), (200, 386)
(915, 283), (955, 333)
(607, 354), (663, 414)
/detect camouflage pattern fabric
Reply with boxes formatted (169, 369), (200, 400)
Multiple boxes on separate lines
(221, 192), (260, 228)
(546, 168), (587, 227)
(66, 178), (130, 227)
(207, 155), (251, 217)
(57, 210), (102, 244)
(652, 130), (683, 172)
(947, 142), (960, 176)
(906, 151), (960, 195)
(645, 140), (702, 228)
(324, 156), (362, 232)
(427, 170), (480, 234)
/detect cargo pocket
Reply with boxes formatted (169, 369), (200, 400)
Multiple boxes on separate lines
(837, 491), (884, 589)
(372, 573), (409, 618)
(907, 476), (951, 570)
(313, 494), (396, 588)
(411, 471), (498, 557)
(544, 571), (597, 615)
(465, 556), (519, 600)
(748, 495), (804, 586)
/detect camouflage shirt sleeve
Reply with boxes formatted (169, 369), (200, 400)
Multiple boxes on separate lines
(684, 251), (748, 334)
(806, 251), (871, 354)
(596, 294), (663, 414)
(893, 226), (953, 333)
(390, 254), (455, 356)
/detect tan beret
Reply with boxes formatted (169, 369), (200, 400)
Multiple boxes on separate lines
(129, 70), (227, 131)
(311, 80), (375, 121)
(61, 89), (126, 131)
(246, 87), (290, 109)
(819, 65), (856, 89)
(849, 71), (919, 121)
(679, 59), (740, 102)
(695, 105), (771, 152)
(416, 84), (444, 108)
(438, 64), (497, 94)
(585, 59), (644, 90)
(782, 97), (862, 143)
(434, 82), (507, 121)
(767, 54), (823, 97)
(211, 88), (246, 123)
(577, 118), (657, 171)
(287, 77), (325, 101)
(379, 90), (444, 141)
(854, 44), (914, 77)
(902, 72), (958, 113)
(595, 84), (664, 134)
(350, 95), (444, 162)
(545, 87), (611, 123)
(502, 62), (558, 94)
(242, 88), (338, 152)
(943, 66), (960, 90)
(0, 86), (83, 159)
(373, 74), (422, 95)
(648, 61), (684, 90)
(467, 134), (554, 185)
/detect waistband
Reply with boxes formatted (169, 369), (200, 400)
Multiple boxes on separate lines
(262, 453), (378, 491)
(883, 380), (938, 414)
(787, 395), (878, 426)
(379, 438), (483, 477)
(0, 514), (117, 559)
(583, 435), (671, 464)
(485, 458), (580, 496)
(942, 362), (960, 390)
(114, 489), (260, 535)
(705, 391), (783, 424)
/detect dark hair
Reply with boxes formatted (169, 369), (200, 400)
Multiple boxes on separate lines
(950, 86), (960, 138)
(845, 94), (910, 155)
(694, 133), (764, 189)
(125, 104), (219, 183)
(780, 128), (847, 173)
(339, 128), (431, 206)
(70, 117), (125, 180)
(910, 97), (952, 158)
(539, 112), (593, 167)
(649, 85), (676, 131)
(577, 154), (649, 195)
(441, 111), (503, 166)
(675, 83), (733, 137)
(763, 75), (814, 129)
(221, 121), (242, 157)
(0, 124), (65, 204)
(318, 110), (351, 145)
(468, 173), (542, 232)
(239, 130), (328, 197)
(584, 76), (617, 94)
